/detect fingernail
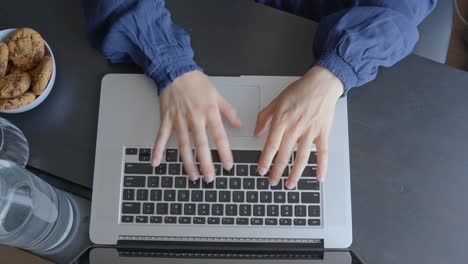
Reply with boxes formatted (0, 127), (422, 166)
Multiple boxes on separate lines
(224, 162), (233, 171)
(151, 159), (159, 167)
(285, 181), (295, 189)
(190, 172), (200, 181)
(204, 173), (214, 183)
(269, 179), (278, 186)
(258, 167), (268, 176)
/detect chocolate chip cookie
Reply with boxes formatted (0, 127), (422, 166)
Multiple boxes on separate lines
(0, 71), (31, 99)
(0, 42), (8, 77)
(0, 92), (36, 111)
(7, 28), (45, 71)
(30, 55), (53, 95)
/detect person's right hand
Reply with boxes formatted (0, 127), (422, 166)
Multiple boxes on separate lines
(151, 71), (242, 183)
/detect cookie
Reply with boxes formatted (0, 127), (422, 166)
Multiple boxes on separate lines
(30, 55), (53, 95)
(0, 92), (36, 111)
(7, 28), (45, 71)
(0, 71), (31, 99)
(0, 42), (8, 77)
(6, 63), (22, 75)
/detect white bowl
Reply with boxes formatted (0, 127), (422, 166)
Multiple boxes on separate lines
(0, 28), (56, 114)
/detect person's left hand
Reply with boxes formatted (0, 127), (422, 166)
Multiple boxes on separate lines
(254, 66), (344, 188)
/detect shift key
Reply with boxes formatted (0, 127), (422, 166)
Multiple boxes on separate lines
(125, 163), (153, 174)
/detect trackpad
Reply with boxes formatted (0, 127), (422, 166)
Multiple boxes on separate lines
(217, 85), (260, 137)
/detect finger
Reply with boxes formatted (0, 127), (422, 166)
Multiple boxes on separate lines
(207, 110), (233, 171)
(257, 119), (286, 176)
(218, 94), (242, 128)
(254, 104), (273, 137)
(286, 130), (315, 189)
(151, 115), (172, 167)
(176, 119), (199, 181)
(269, 129), (299, 187)
(315, 132), (329, 183)
(192, 121), (215, 182)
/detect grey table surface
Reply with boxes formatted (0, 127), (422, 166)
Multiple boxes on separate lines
(1, 0), (468, 263)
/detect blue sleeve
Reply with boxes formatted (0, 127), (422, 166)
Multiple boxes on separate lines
(314, 0), (436, 94)
(82, 0), (202, 94)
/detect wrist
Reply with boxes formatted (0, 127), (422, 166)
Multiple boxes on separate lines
(305, 66), (344, 99)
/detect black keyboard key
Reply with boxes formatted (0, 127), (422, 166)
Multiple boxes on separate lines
(294, 219), (306, 226)
(212, 204), (224, 216)
(294, 151), (317, 164)
(243, 178), (255, 189)
(189, 179), (201, 188)
(219, 191), (231, 202)
(216, 178), (228, 189)
(136, 216), (148, 223)
(233, 191), (244, 202)
(164, 216), (177, 223)
(178, 190), (189, 201)
(253, 205), (265, 216)
(191, 190), (203, 202)
(139, 154), (151, 162)
(214, 164), (222, 176)
(124, 176), (146, 187)
(179, 217), (191, 224)
(170, 203), (182, 215)
(208, 217), (221, 224)
(202, 180), (214, 189)
(274, 192), (286, 203)
(161, 177), (173, 188)
(265, 218), (278, 225)
(175, 177), (187, 188)
(270, 179), (283, 190)
(121, 215), (134, 223)
(222, 217), (235, 225)
(205, 191), (217, 202)
(308, 219), (321, 226)
(298, 179), (319, 190)
(226, 204), (238, 216)
(267, 205), (279, 216)
(150, 190), (162, 201)
(123, 189), (135, 200)
(143, 203), (155, 214)
(301, 192), (320, 204)
(154, 164), (167, 174)
(229, 178), (242, 189)
(150, 216), (162, 223)
(164, 190), (176, 201)
(126, 148), (137, 155)
(246, 191), (258, 203)
(281, 205), (293, 217)
(223, 167), (235, 176)
(295, 205), (307, 217)
(139, 148), (151, 155)
(232, 150), (261, 163)
(260, 192), (272, 203)
(198, 204), (210, 215)
(166, 149), (178, 162)
(169, 164), (181, 175)
(301, 166), (317, 178)
(184, 204), (196, 215)
(257, 178), (269, 189)
(239, 204), (251, 216)
(125, 163), (153, 174)
(251, 218), (263, 225)
(137, 189), (149, 201)
(250, 165), (260, 176)
(308, 206), (320, 217)
(288, 192), (300, 203)
(147, 176), (159, 188)
(236, 165), (248, 176)
(236, 218), (249, 225)
(156, 203), (168, 214)
(210, 150), (221, 163)
(279, 219), (292, 225)
(193, 217), (206, 224)
(282, 166), (289, 177)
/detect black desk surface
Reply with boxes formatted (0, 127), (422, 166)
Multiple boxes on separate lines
(1, 0), (468, 263)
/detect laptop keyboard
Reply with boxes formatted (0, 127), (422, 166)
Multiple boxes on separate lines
(120, 147), (322, 227)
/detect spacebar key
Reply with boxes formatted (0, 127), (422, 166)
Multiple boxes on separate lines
(232, 150), (262, 163)
(124, 163), (153, 174)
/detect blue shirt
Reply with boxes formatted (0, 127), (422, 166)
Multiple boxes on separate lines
(83, 0), (435, 94)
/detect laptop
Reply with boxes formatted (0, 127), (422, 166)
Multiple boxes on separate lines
(89, 74), (358, 262)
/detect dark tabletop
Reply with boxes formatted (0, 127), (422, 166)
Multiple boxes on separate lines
(1, 0), (468, 263)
